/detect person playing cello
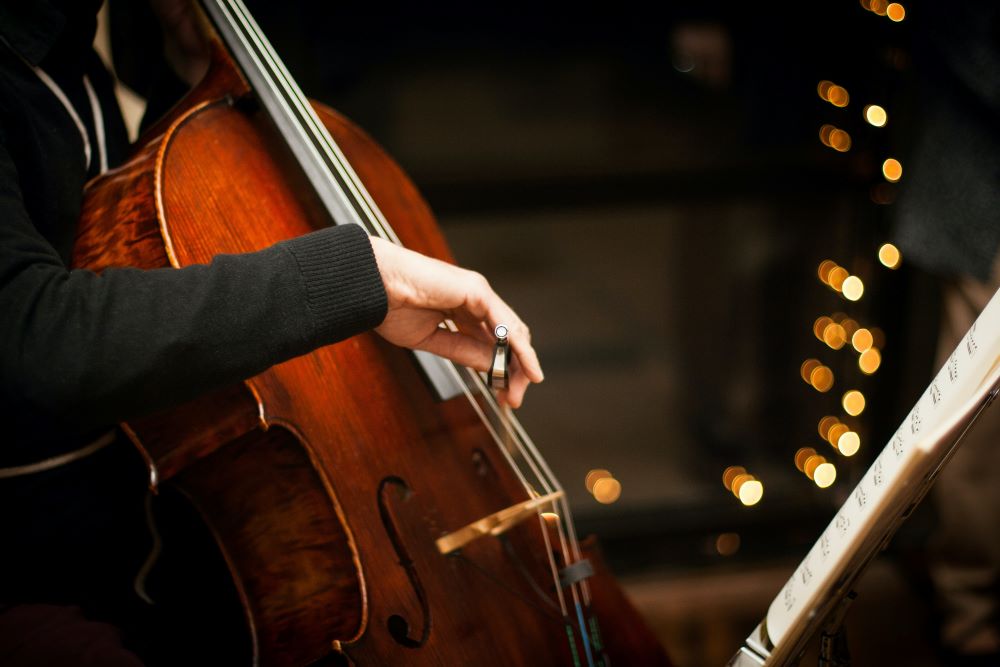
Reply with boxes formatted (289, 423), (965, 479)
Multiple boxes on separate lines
(0, 1), (542, 663)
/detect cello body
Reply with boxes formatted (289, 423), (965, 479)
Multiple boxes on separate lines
(72, 28), (669, 667)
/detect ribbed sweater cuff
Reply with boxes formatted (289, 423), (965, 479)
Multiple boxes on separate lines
(281, 225), (388, 344)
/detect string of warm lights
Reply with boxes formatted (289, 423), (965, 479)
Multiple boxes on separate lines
(719, 1), (907, 508)
(790, 0), (905, 494)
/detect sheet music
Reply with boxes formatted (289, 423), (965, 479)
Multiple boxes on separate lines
(760, 289), (1000, 657)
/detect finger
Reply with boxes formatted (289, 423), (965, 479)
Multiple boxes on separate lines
(492, 314), (543, 384)
(416, 328), (494, 373)
(499, 355), (531, 408)
(429, 268), (543, 385)
(508, 332), (543, 384)
(452, 315), (495, 345)
(465, 287), (544, 384)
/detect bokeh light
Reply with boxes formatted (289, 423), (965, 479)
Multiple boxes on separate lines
(843, 390), (866, 416)
(795, 447), (817, 471)
(859, 348), (882, 374)
(828, 266), (849, 291)
(716, 532), (741, 556)
(818, 416), (839, 440)
(814, 462), (837, 488)
(842, 276), (864, 301)
(810, 365), (835, 393)
(837, 431), (861, 456)
(829, 129), (852, 152)
(882, 158), (903, 182)
(823, 323), (848, 350)
(878, 243), (901, 268)
(827, 85), (850, 108)
(828, 423), (850, 447)
(818, 259), (837, 282)
(864, 104), (888, 127)
(801, 358), (822, 384)
(804, 455), (824, 479)
(585, 468), (612, 493)
(852, 328), (874, 352)
(593, 477), (622, 504)
(819, 125), (835, 147)
(886, 3), (905, 21)
(722, 465), (746, 491)
(814, 316), (833, 340)
(725, 468), (763, 506)
(732, 473), (753, 494)
(738, 479), (763, 506)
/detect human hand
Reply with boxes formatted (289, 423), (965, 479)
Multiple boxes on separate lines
(370, 236), (543, 408)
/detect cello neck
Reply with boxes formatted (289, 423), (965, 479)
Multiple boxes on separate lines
(199, 0), (394, 242)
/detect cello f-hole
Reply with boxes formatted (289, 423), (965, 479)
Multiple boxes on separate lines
(377, 476), (431, 649)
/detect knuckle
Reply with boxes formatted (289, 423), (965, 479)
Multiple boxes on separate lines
(470, 271), (491, 292)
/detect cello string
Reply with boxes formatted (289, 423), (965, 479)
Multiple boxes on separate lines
(221, 0), (589, 598)
(468, 377), (594, 607)
(210, 2), (357, 231)
(426, 353), (571, 617)
(217, 0), (597, 648)
(504, 406), (593, 604)
(210, 0), (389, 242)
(224, 0), (598, 622)
(453, 368), (598, 648)
(226, 3), (600, 657)
(222, 0), (397, 244)
(216, 0), (563, 532)
(221, 0), (567, 517)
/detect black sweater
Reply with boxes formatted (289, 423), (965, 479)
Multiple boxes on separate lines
(0, 1), (388, 619)
(0, 3), (388, 465)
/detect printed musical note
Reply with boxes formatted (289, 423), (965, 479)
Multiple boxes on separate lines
(800, 558), (813, 586)
(783, 585), (796, 613)
(892, 434), (905, 458)
(967, 324), (979, 357)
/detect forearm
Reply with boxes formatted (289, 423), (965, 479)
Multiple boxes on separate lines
(1, 223), (386, 432)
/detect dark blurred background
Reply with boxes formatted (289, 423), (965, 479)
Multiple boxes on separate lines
(245, 1), (943, 665)
(106, 0), (987, 664)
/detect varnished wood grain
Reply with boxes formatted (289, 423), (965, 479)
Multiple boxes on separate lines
(73, 40), (670, 667)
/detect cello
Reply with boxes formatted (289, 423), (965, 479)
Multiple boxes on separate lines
(73, 1), (670, 664)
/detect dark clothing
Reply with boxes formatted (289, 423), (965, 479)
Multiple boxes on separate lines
(894, 0), (1000, 282)
(0, 0), (388, 656)
(893, 0), (1000, 657)
(0, 4), (388, 467)
(0, 603), (145, 666)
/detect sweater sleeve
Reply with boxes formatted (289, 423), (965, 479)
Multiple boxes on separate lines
(0, 137), (387, 437)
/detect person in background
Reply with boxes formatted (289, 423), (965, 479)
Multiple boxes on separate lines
(893, 1), (1000, 664)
